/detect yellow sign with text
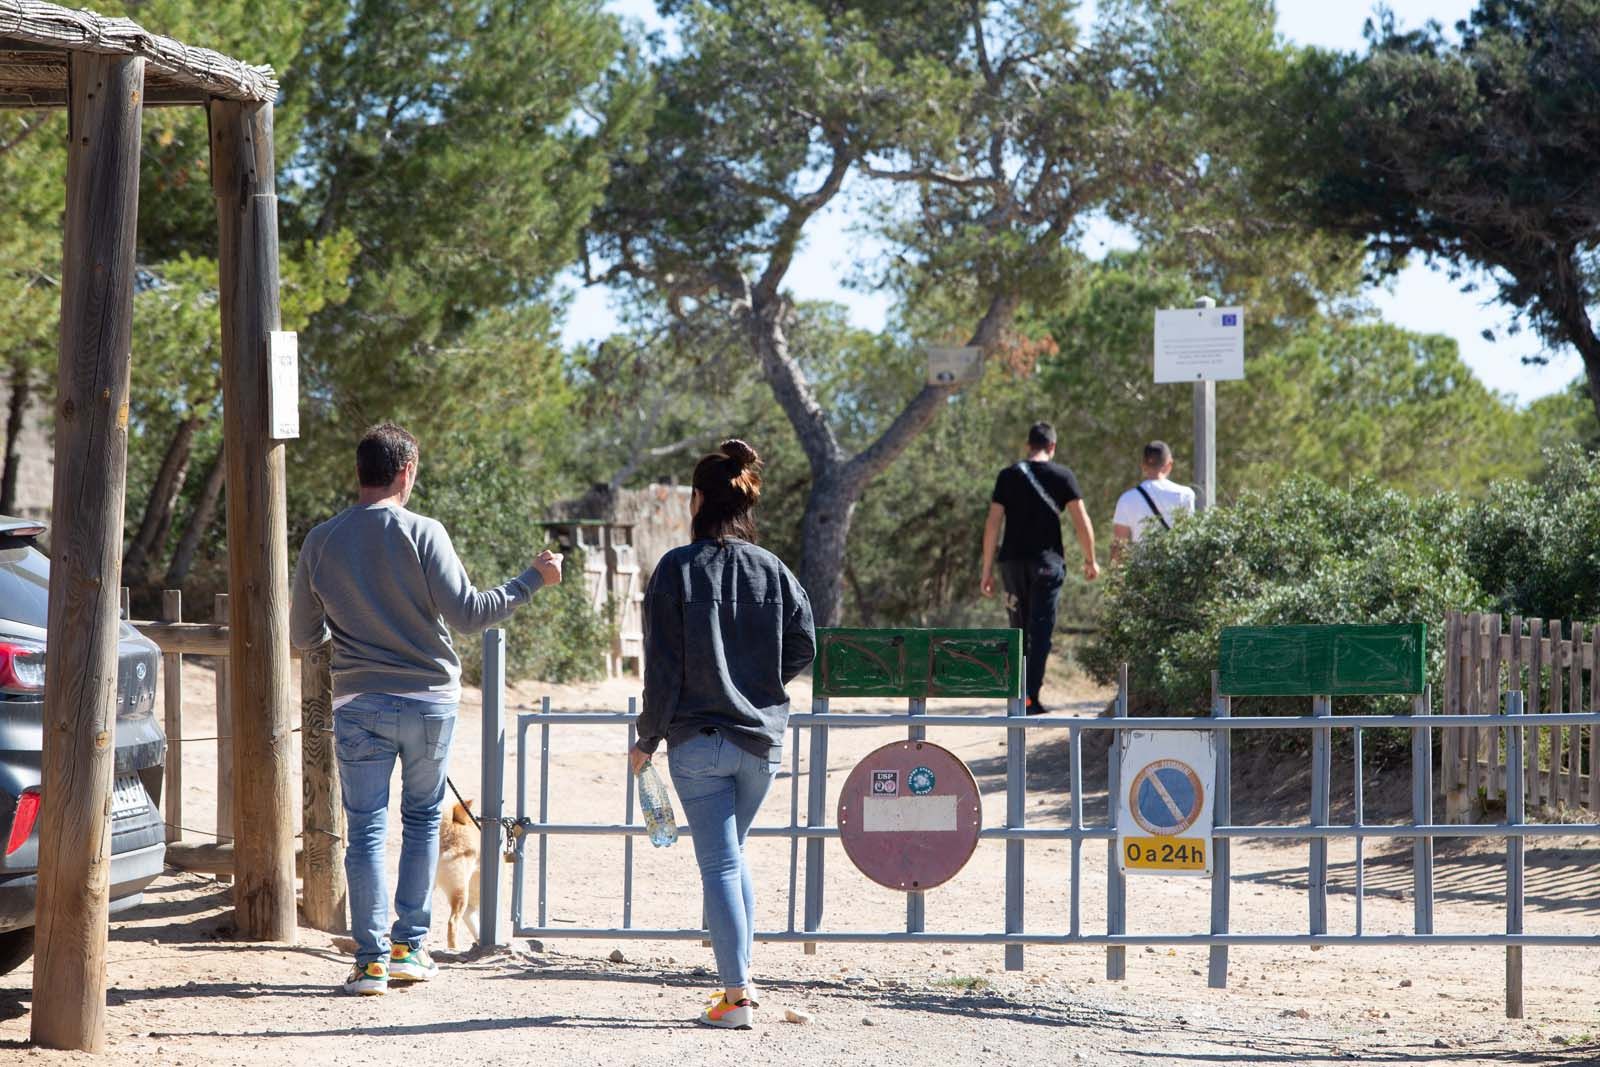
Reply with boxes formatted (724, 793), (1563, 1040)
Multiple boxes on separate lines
(1121, 836), (1208, 873)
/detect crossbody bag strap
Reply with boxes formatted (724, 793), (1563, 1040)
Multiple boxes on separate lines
(1134, 483), (1172, 530)
(1015, 461), (1063, 515)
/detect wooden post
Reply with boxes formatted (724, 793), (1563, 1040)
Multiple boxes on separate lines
(1441, 611), (1462, 821)
(1467, 613), (1482, 810)
(210, 95), (296, 942)
(1527, 619), (1543, 810)
(1589, 625), (1600, 811)
(301, 642), (346, 932)
(1548, 622), (1564, 806)
(30, 51), (144, 1055)
(1569, 621), (1583, 808)
(214, 593), (232, 874)
(1486, 613), (1503, 801)
(162, 590), (184, 843)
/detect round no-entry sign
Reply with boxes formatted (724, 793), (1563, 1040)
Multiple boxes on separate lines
(837, 740), (981, 892)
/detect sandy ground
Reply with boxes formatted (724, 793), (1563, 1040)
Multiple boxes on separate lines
(2, 660), (1599, 1065)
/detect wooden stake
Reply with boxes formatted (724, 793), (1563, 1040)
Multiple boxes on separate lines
(162, 589), (184, 843)
(1527, 619), (1543, 810)
(31, 50), (144, 1054)
(1486, 613), (1502, 800)
(301, 642), (346, 932)
(210, 96), (295, 941)
(214, 593), (232, 868)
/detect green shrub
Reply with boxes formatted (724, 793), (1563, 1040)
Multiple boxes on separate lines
(1083, 477), (1486, 715)
(412, 431), (610, 686)
(1462, 445), (1600, 624)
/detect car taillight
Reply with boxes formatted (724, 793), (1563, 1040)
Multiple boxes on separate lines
(6, 788), (39, 855)
(0, 640), (44, 693)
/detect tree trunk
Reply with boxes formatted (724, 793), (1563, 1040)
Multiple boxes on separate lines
(797, 471), (858, 629)
(750, 290), (1019, 626)
(1539, 252), (1600, 426)
(124, 415), (198, 583)
(164, 444), (225, 586)
(0, 363), (31, 516)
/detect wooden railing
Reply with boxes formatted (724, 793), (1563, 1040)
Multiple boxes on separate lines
(129, 588), (346, 932)
(1441, 610), (1599, 821)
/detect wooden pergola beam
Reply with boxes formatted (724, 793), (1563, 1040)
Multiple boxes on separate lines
(30, 48), (143, 1054)
(0, 2), (276, 103)
(209, 94), (296, 943)
(0, 86), (211, 107)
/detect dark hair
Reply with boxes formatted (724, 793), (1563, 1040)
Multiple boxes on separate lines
(691, 439), (762, 543)
(356, 422), (419, 488)
(1027, 421), (1056, 450)
(1143, 440), (1173, 469)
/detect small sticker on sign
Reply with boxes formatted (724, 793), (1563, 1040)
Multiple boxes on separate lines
(908, 766), (936, 795)
(871, 770), (899, 796)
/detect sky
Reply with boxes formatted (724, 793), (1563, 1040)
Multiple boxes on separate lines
(564, 0), (1580, 405)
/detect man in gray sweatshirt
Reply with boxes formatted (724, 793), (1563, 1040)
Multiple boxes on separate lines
(290, 422), (561, 995)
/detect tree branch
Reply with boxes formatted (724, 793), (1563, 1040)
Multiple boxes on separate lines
(751, 142), (854, 305)
(970, 0), (997, 88)
(842, 290), (1019, 493)
(0, 112), (47, 157)
(859, 161), (998, 191)
(744, 292), (845, 472)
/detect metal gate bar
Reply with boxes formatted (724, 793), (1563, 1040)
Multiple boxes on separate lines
(495, 673), (1600, 1018)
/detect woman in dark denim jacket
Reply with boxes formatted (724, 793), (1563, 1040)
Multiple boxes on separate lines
(629, 439), (816, 1030)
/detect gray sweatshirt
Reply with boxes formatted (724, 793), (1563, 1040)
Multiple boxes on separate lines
(289, 503), (543, 701)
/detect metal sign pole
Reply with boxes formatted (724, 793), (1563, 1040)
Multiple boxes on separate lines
(1193, 296), (1217, 511)
(478, 627), (506, 947)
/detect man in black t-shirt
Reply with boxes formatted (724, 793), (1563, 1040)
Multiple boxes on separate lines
(980, 421), (1099, 713)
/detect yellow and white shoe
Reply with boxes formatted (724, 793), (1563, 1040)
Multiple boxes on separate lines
(342, 960), (388, 996)
(701, 996), (755, 1030)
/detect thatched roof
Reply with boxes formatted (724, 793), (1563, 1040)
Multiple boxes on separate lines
(0, 0), (277, 108)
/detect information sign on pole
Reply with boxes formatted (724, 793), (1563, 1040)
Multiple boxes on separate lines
(1153, 306), (1244, 383)
(267, 330), (300, 440)
(926, 345), (983, 386)
(1117, 730), (1216, 876)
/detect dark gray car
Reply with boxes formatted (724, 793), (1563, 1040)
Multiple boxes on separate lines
(0, 517), (167, 975)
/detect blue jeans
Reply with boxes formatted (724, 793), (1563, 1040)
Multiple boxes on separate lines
(668, 729), (779, 990)
(334, 694), (457, 965)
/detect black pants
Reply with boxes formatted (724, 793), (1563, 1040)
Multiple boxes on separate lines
(1000, 552), (1065, 703)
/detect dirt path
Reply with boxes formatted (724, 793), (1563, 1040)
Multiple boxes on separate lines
(1, 665), (1597, 1064)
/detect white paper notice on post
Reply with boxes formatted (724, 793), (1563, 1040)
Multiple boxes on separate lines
(268, 330), (300, 440)
(1153, 306), (1245, 383)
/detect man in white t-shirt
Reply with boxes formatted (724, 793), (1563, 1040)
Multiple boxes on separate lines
(1111, 441), (1196, 563)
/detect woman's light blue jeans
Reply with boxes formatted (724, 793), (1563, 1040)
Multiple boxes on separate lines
(334, 694), (457, 965)
(668, 729), (779, 990)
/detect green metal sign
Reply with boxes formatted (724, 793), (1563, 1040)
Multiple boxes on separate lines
(1218, 623), (1427, 697)
(817, 628), (1022, 699)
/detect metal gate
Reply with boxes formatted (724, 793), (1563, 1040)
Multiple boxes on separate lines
(473, 626), (1600, 1019)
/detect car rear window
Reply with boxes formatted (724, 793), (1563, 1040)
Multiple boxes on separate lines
(0, 543), (50, 628)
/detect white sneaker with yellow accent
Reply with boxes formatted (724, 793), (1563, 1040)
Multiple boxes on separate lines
(343, 960), (388, 996)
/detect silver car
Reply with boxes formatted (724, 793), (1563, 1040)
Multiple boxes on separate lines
(0, 517), (167, 975)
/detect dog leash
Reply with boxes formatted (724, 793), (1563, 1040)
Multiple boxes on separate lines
(446, 774), (532, 860)
(446, 775), (483, 829)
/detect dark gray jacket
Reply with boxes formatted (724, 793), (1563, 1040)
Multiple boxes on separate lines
(637, 538), (816, 758)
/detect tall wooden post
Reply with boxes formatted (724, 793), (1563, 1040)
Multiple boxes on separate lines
(210, 97), (296, 941)
(162, 589), (184, 843)
(301, 642), (346, 931)
(31, 51), (145, 1054)
(213, 592), (233, 885)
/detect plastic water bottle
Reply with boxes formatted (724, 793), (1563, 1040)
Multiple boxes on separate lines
(636, 761), (679, 847)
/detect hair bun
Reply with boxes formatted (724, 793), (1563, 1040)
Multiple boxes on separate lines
(720, 438), (760, 469)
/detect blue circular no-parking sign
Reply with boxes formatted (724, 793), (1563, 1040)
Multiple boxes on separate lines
(1128, 759), (1204, 835)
